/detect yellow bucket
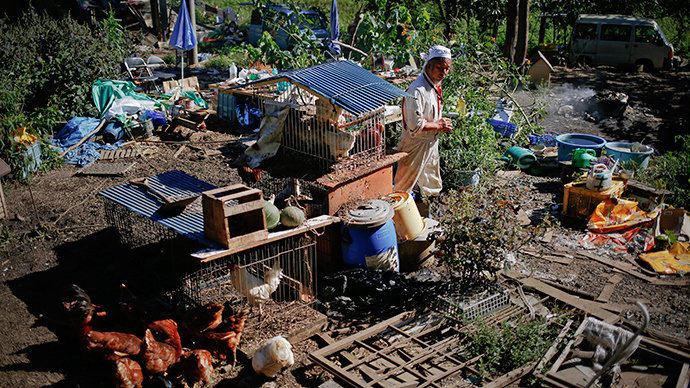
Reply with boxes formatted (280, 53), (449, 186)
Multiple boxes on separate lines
(386, 192), (425, 242)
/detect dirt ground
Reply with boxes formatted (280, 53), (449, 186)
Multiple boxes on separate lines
(1, 63), (689, 388)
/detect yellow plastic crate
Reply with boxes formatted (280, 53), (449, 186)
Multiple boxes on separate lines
(563, 178), (626, 219)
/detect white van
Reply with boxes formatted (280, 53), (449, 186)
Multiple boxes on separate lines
(568, 14), (676, 71)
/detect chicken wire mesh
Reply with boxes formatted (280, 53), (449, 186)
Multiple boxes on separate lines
(238, 83), (387, 173)
(434, 283), (510, 322)
(103, 199), (178, 247)
(177, 234), (318, 311)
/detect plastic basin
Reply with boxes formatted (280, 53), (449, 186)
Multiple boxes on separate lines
(604, 141), (654, 170)
(556, 133), (607, 162)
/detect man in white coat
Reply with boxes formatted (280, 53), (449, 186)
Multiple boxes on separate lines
(394, 45), (453, 198)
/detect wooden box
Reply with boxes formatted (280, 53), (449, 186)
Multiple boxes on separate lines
(202, 184), (268, 248)
(563, 178), (626, 219)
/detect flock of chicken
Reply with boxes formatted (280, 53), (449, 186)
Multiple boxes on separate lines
(61, 280), (293, 388)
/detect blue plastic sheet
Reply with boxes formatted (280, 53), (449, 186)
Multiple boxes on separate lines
(62, 141), (124, 167)
(51, 117), (102, 150)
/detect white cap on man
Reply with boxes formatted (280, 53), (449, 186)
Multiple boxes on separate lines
(421, 45), (452, 71)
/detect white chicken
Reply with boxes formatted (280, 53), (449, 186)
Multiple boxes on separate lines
(229, 261), (283, 315)
(251, 336), (295, 378)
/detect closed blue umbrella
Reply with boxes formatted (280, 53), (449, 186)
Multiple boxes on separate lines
(169, 0), (198, 91)
(328, 0), (341, 55)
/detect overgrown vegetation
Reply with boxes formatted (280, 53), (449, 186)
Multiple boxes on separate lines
(636, 135), (690, 210)
(0, 8), (130, 179)
(465, 307), (572, 381)
(435, 182), (557, 288)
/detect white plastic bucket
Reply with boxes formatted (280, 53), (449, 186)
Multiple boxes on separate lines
(386, 192), (425, 242)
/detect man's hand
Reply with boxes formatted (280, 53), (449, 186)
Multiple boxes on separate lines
(438, 118), (453, 133)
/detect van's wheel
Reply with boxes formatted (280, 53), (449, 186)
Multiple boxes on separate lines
(635, 59), (654, 73)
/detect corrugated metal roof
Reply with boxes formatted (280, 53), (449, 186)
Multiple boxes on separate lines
(99, 170), (222, 248)
(239, 60), (412, 115)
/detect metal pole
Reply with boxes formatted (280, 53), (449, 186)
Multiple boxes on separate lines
(187, 0), (199, 67)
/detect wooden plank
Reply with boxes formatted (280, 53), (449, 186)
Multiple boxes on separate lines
(193, 215), (340, 262)
(520, 249), (573, 265)
(676, 362), (689, 388)
(505, 270), (619, 324)
(534, 319), (574, 377)
(483, 361), (537, 388)
(596, 274), (623, 302)
(310, 312), (415, 388)
(577, 251), (690, 286)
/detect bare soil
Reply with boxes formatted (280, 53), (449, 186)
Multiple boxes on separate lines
(1, 63), (689, 388)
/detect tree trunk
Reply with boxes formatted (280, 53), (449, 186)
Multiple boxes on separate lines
(538, 15), (546, 44)
(513, 0), (529, 64)
(504, 0), (518, 61)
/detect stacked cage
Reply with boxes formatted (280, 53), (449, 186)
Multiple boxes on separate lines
(276, 84), (387, 172)
(178, 234), (318, 311)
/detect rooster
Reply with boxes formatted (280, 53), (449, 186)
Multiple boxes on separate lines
(178, 302), (224, 341)
(238, 166), (261, 185)
(112, 357), (144, 388)
(229, 261), (283, 316)
(198, 309), (249, 367)
(139, 328), (180, 377)
(251, 336), (295, 378)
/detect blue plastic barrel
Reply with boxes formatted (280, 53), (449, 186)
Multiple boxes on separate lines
(556, 133), (607, 162)
(341, 200), (399, 272)
(102, 121), (124, 144)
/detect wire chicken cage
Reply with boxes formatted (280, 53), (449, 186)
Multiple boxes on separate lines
(178, 234), (318, 310)
(275, 86), (387, 172)
(228, 60), (411, 173)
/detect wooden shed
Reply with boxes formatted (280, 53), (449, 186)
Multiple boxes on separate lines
(528, 50), (554, 86)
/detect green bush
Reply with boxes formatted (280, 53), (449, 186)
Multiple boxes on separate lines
(636, 135), (690, 209)
(0, 8), (130, 178)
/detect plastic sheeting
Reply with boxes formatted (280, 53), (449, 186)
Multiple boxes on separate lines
(51, 117), (102, 150)
(244, 104), (289, 168)
(583, 317), (641, 376)
(587, 198), (658, 234)
(61, 141), (123, 167)
(91, 79), (159, 121)
(639, 242), (690, 274)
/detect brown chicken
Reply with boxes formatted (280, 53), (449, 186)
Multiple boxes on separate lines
(179, 302), (224, 340)
(84, 330), (141, 362)
(139, 328), (180, 376)
(112, 357), (144, 388)
(147, 319), (182, 355)
(199, 309), (249, 367)
(178, 349), (214, 388)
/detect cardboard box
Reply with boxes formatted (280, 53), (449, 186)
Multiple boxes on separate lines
(654, 208), (689, 242)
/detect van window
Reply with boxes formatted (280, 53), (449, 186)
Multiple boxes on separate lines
(635, 26), (660, 44)
(250, 10), (262, 25)
(574, 23), (598, 40)
(600, 24), (632, 42)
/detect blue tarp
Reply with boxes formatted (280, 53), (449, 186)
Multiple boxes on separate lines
(50, 117), (124, 167)
(51, 117), (102, 150)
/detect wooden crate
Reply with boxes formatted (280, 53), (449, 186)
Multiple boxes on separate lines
(563, 178), (626, 219)
(202, 184), (268, 248)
